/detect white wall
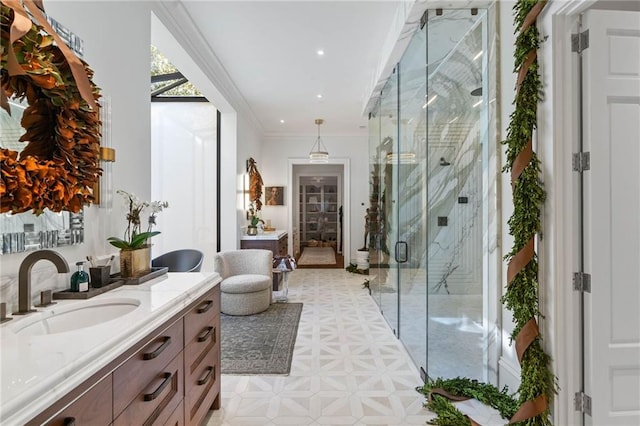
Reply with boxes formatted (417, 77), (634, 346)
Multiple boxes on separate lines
(150, 4), (264, 252)
(151, 103), (217, 271)
(0, 1), (262, 309)
(0, 2), (153, 310)
(495, 0), (521, 394)
(261, 134), (369, 262)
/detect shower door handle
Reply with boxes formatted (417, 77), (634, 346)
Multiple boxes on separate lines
(395, 241), (408, 263)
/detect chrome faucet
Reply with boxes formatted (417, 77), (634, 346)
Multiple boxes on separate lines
(14, 250), (70, 315)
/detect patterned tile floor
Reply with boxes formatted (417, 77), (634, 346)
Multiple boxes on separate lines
(205, 268), (436, 426)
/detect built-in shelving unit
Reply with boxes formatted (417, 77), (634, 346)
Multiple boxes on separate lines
(299, 178), (339, 249)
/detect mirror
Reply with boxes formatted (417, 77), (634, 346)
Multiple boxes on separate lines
(0, 99), (85, 255)
(1, 13), (90, 255)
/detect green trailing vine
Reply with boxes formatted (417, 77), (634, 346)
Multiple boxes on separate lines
(418, 1), (556, 424)
(502, 0), (556, 424)
(419, 377), (519, 425)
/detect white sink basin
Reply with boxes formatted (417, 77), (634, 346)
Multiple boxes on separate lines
(11, 298), (141, 337)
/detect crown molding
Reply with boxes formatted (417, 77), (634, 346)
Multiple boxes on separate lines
(151, 1), (264, 135)
(263, 131), (368, 141)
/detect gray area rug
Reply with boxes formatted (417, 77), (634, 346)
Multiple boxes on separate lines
(221, 303), (303, 375)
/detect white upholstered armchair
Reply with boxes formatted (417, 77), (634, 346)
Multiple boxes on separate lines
(214, 249), (272, 315)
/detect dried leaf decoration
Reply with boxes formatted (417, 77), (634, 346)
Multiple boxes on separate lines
(247, 157), (263, 211)
(0, 2), (101, 214)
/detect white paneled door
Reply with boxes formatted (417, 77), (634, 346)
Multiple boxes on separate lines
(582, 9), (640, 426)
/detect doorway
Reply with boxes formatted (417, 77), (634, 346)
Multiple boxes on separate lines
(287, 160), (350, 269)
(550, 2), (640, 424)
(575, 8), (640, 426)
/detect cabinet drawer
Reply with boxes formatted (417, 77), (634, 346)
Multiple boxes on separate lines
(240, 239), (276, 253)
(114, 351), (184, 426)
(113, 319), (184, 417)
(164, 400), (184, 426)
(184, 287), (219, 347)
(43, 375), (112, 426)
(185, 344), (220, 426)
(184, 314), (219, 384)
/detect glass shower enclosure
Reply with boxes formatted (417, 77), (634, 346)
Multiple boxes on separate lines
(368, 8), (491, 382)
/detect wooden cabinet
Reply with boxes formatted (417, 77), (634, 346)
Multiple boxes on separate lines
(114, 351), (184, 426)
(299, 183), (339, 247)
(183, 290), (221, 425)
(241, 234), (288, 291)
(43, 375), (112, 426)
(240, 232), (288, 257)
(28, 286), (221, 426)
(113, 319), (184, 425)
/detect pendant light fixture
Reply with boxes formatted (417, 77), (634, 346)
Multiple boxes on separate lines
(309, 118), (329, 163)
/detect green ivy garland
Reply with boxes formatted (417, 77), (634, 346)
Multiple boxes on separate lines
(419, 377), (519, 426)
(418, 1), (556, 424)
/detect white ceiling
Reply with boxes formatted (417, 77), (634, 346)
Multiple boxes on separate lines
(178, 1), (402, 136)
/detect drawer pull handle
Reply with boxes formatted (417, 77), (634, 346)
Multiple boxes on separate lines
(143, 336), (171, 360)
(63, 418), (76, 426)
(144, 372), (172, 401)
(197, 366), (214, 386)
(197, 300), (214, 314)
(197, 326), (214, 342)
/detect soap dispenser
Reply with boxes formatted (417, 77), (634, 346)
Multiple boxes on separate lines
(70, 261), (90, 292)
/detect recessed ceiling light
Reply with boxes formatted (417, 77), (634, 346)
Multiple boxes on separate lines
(317, 49), (325, 56)
(280, 119), (285, 124)
(317, 94), (323, 99)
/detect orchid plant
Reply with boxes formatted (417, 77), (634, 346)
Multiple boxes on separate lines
(108, 190), (169, 250)
(247, 202), (263, 228)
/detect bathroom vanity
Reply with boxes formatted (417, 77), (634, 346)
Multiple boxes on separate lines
(0, 272), (222, 425)
(240, 230), (288, 256)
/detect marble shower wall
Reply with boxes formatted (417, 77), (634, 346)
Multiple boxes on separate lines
(428, 12), (485, 296)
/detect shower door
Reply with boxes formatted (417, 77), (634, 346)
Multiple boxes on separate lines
(370, 8), (490, 382)
(378, 72), (399, 335)
(423, 9), (487, 381)
(396, 28), (428, 370)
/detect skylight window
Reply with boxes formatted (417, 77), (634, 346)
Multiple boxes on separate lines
(150, 45), (205, 100)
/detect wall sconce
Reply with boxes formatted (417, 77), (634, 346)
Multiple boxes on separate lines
(100, 147), (116, 162)
(93, 147), (116, 208)
(95, 95), (115, 208)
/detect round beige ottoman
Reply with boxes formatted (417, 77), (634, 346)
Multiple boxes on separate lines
(220, 274), (271, 315)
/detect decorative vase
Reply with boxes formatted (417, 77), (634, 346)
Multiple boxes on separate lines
(356, 249), (369, 271)
(120, 246), (151, 278)
(247, 226), (258, 236)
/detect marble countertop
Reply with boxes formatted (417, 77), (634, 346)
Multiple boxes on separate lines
(0, 271), (221, 424)
(240, 229), (287, 240)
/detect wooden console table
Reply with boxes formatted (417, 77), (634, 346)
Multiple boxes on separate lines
(240, 230), (288, 256)
(241, 230), (288, 290)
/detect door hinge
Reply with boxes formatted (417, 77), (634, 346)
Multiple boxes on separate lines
(574, 392), (592, 416)
(573, 272), (591, 293)
(572, 30), (589, 53)
(573, 152), (590, 172)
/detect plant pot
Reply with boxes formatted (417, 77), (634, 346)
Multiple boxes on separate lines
(247, 226), (258, 236)
(356, 249), (369, 271)
(120, 246), (151, 278)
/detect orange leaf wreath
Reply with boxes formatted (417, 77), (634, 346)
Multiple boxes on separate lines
(1, 1), (101, 214)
